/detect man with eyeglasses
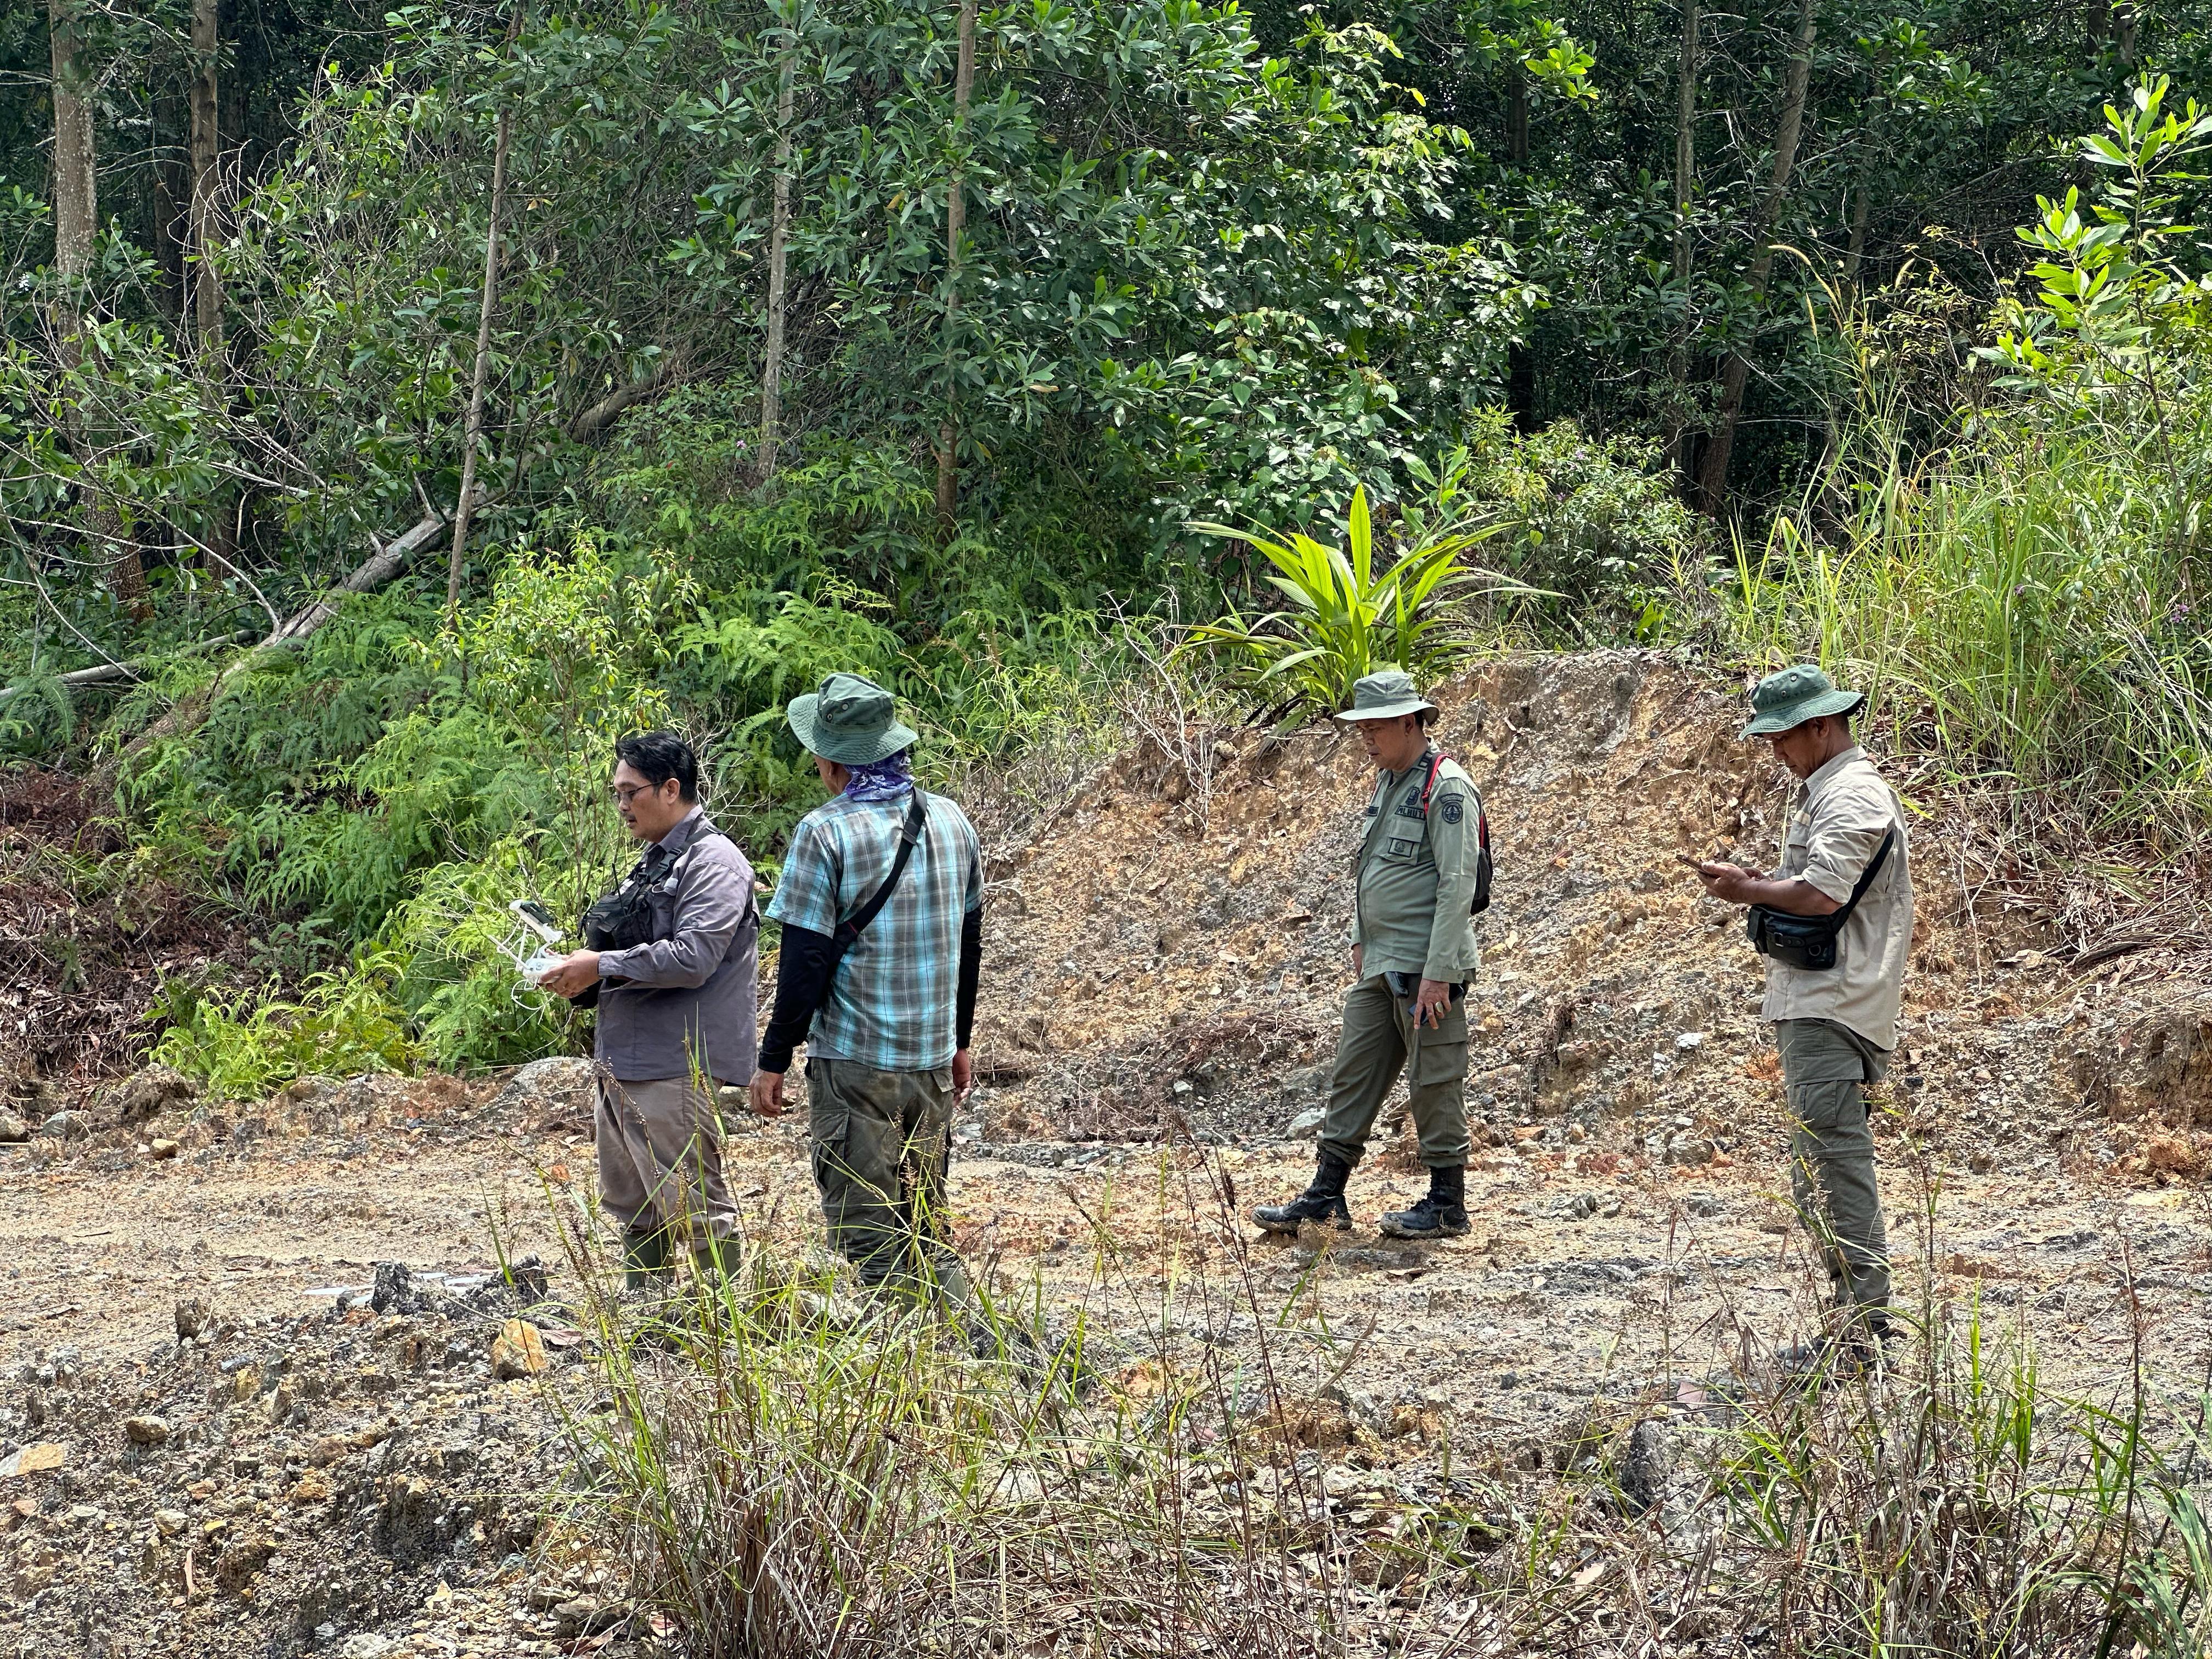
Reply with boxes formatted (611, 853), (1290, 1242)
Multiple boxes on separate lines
(537, 731), (758, 1289)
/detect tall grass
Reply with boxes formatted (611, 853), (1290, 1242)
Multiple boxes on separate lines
(1726, 324), (2212, 895)
(529, 1142), (2212, 1658)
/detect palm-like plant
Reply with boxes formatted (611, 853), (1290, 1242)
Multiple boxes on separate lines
(1177, 483), (1522, 719)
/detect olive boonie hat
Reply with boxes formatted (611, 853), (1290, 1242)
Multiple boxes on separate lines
(1335, 669), (1437, 723)
(786, 672), (918, 766)
(1741, 664), (1865, 737)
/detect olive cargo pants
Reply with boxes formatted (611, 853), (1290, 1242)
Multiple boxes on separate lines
(1775, 1017), (1892, 1318)
(806, 1058), (974, 1310)
(595, 1074), (738, 1244)
(1318, 974), (1472, 1170)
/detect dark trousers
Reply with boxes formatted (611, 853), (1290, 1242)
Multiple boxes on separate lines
(806, 1057), (973, 1310)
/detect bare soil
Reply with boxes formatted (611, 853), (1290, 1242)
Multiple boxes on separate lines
(5, 652), (2210, 1657)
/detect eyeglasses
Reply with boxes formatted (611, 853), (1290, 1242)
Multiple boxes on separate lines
(610, 783), (665, 806)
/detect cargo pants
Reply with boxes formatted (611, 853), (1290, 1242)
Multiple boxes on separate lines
(1318, 974), (1472, 1170)
(594, 1073), (738, 1245)
(806, 1058), (974, 1312)
(1775, 1017), (1892, 1319)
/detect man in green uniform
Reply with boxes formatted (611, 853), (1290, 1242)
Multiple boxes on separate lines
(1689, 665), (1913, 1367)
(1255, 670), (1485, 1240)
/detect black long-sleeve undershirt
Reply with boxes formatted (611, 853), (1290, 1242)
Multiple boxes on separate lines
(758, 924), (836, 1075)
(757, 905), (985, 1074)
(956, 904), (983, 1050)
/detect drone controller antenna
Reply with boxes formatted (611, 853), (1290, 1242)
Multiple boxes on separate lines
(503, 899), (567, 988)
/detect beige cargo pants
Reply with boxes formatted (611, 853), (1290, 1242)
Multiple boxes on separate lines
(806, 1057), (974, 1311)
(1775, 1017), (1892, 1319)
(594, 1073), (738, 1245)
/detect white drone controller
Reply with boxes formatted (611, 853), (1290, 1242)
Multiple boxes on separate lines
(501, 899), (567, 990)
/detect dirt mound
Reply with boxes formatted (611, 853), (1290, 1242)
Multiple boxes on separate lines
(969, 652), (2199, 1183)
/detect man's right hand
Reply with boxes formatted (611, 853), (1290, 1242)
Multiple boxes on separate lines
(747, 1071), (786, 1118)
(1352, 944), (1363, 979)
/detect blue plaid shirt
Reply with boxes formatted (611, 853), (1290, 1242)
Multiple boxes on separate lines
(765, 791), (983, 1071)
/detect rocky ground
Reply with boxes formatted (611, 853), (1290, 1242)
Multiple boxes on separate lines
(4, 652), (2210, 1657)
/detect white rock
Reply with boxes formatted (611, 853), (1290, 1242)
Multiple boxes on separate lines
(1285, 1107), (1327, 1139)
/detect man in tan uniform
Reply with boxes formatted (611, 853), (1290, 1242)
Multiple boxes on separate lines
(1691, 665), (1913, 1364)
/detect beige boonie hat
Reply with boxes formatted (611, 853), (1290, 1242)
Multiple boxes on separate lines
(1335, 669), (1437, 722)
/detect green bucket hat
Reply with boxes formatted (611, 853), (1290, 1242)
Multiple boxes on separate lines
(1741, 664), (1866, 737)
(786, 672), (918, 766)
(1334, 669), (1437, 723)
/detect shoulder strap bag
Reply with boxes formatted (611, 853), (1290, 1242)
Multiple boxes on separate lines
(829, 789), (929, 962)
(1744, 828), (1895, 972)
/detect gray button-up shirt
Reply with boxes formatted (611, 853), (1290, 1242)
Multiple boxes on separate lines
(1760, 747), (1914, 1051)
(594, 808), (759, 1083)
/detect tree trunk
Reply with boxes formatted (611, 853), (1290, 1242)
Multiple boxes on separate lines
(1505, 57), (1530, 165)
(1695, 0), (1818, 511)
(91, 504), (458, 791)
(49, 2), (95, 287)
(49, 0), (147, 611)
(934, 0), (977, 537)
(1844, 153), (1872, 289)
(188, 0), (223, 349)
(2117, 2), (2137, 63)
(447, 3), (526, 622)
(2087, 0), (2109, 51)
(153, 86), (188, 311)
(1667, 0), (1699, 476)
(757, 54), (796, 488)
(1673, 0), (1697, 285)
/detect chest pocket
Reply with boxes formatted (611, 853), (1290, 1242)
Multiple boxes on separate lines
(1384, 803), (1431, 861)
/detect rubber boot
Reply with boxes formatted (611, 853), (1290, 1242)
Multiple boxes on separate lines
(690, 1233), (736, 1287)
(1253, 1150), (1354, 1234)
(622, 1226), (673, 1293)
(1379, 1165), (1471, 1239)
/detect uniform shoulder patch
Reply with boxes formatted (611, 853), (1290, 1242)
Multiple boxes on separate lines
(1439, 797), (1464, 825)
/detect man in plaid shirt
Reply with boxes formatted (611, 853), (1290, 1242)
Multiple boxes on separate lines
(749, 672), (985, 1312)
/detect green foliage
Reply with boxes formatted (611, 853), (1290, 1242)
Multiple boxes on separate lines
(1178, 479), (1517, 716)
(149, 953), (418, 1100)
(1990, 77), (2212, 409)
(1455, 417), (1707, 641)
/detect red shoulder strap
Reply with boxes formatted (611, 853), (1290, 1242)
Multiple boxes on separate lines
(1419, 751), (1446, 812)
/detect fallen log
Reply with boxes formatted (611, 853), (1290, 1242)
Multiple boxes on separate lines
(0, 629), (257, 706)
(567, 358), (684, 445)
(87, 497), (464, 790)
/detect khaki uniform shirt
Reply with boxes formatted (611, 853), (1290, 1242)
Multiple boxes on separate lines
(1760, 747), (1914, 1052)
(1350, 749), (1482, 984)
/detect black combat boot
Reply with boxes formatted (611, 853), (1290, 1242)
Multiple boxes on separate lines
(622, 1226), (673, 1293)
(1380, 1165), (1470, 1239)
(1253, 1151), (1354, 1234)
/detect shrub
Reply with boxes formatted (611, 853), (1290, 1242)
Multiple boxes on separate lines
(1178, 481), (1517, 720)
(148, 951), (417, 1099)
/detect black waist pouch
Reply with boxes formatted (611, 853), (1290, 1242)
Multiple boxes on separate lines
(1745, 829), (1894, 972)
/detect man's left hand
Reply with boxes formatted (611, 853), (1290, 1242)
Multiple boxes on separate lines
(1413, 977), (1454, 1029)
(952, 1047), (974, 1102)
(536, 950), (603, 998)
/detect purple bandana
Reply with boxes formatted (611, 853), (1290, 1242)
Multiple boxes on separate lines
(843, 749), (915, 803)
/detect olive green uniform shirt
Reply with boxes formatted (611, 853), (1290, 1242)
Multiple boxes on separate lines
(1349, 750), (1482, 984)
(1760, 746), (1914, 1051)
